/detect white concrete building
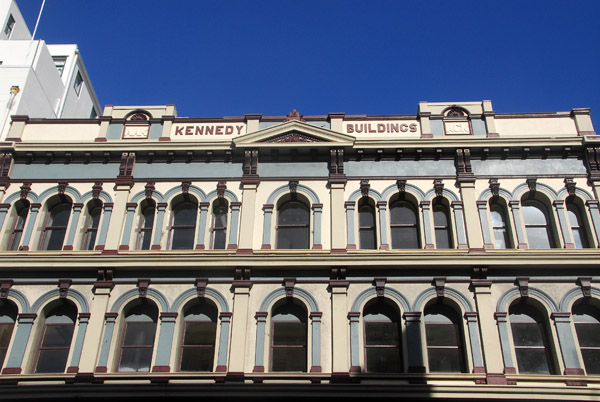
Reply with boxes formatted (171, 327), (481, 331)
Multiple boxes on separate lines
(0, 0), (100, 140)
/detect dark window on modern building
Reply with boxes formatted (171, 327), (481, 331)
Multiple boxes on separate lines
(276, 200), (309, 249)
(390, 200), (419, 249)
(73, 71), (83, 96)
(137, 200), (155, 250)
(81, 199), (102, 250)
(7, 200), (29, 251)
(363, 299), (403, 373)
(179, 299), (218, 371)
(35, 301), (77, 373)
(40, 199), (72, 250)
(4, 14), (15, 38)
(572, 300), (600, 374)
(522, 200), (555, 249)
(118, 300), (158, 372)
(271, 299), (307, 372)
(358, 198), (376, 249)
(424, 303), (466, 373)
(211, 199), (228, 250)
(170, 197), (197, 250)
(52, 56), (67, 77)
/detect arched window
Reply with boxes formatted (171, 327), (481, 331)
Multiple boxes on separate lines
(358, 198), (376, 249)
(566, 200), (589, 249)
(81, 199), (102, 250)
(433, 201), (453, 249)
(363, 299), (402, 373)
(40, 198), (72, 250)
(0, 300), (17, 369)
(571, 300), (600, 374)
(179, 299), (218, 371)
(490, 201), (511, 249)
(271, 299), (307, 371)
(424, 302), (465, 373)
(34, 301), (77, 373)
(522, 200), (555, 249)
(276, 199), (309, 249)
(170, 197), (198, 250)
(118, 300), (158, 372)
(7, 200), (29, 251)
(136, 199), (155, 250)
(390, 200), (419, 249)
(211, 199), (228, 250)
(509, 301), (556, 374)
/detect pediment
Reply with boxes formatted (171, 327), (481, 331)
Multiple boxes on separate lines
(234, 120), (355, 148)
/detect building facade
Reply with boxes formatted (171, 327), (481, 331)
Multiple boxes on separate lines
(0, 101), (598, 400)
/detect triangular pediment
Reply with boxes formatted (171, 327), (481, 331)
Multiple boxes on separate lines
(234, 120), (355, 148)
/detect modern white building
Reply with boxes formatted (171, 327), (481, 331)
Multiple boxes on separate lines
(0, 0), (100, 140)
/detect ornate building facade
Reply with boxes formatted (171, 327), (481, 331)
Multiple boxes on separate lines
(0, 100), (598, 400)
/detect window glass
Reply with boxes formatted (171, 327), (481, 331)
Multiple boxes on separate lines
(42, 202), (72, 250)
(4, 14), (15, 37)
(138, 201), (155, 250)
(35, 302), (77, 373)
(0, 301), (17, 368)
(363, 300), (402, 373)
(171, 200), (197, 250)
(522, 201), (554, 249)
(211, 201), (228, 250)
(509, 302), (555, 374)
(572, 301), (600, 374)
(390, 201), (419, 249)
(277, 200), (310, 249)
(271, 301), (307, 371)
(8, 201), (28, 251)
(119, 302), (158, 372)
(425, 303), (465, 373)
(433, 204), (452, 249)
(180, 301), (218, 372)
(73, 71), (83, 95)
(358, 200), (376, 249)
(490, 203), (510, 249)
(82, 200), (102, 250)
(52, 56), (67, 77)
(567, 203), (588, 249)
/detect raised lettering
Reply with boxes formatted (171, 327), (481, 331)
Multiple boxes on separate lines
(185, 126), (193, 135)
(206, 126), (214, 135)
(175, 126), (184, 136)
(236, 125), (244, 134)
(400, 124), (408, 132)
(377, 124), (385, 133)
(409, 123), (417, 132)
(225, 126), (233, 135)
(355, 124), (363, 133)
(195, 126), (204, 135)
(390, 124), (399, 133)
(347, 124), (354, 133)
(369, 124), (376, 133)
(216, 126), (224, 135)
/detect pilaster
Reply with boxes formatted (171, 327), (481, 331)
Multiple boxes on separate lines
(78, 286), (112, 373)
(103, 184), (133, 250)
(329, 280), (349, 374)
(228, 281), (252, 374)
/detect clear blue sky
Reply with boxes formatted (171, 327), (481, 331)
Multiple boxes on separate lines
(16, 0), (600, 128)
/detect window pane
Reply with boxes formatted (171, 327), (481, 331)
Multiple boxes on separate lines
(511, 323), (545, 347)
(514, 348), (551, 374)
(51, 205), (71, 227)
(434, 208), (448, 226)
(427, 349), (463, 373)
(435, 228), (451, 249)
(277, 227), (309, 249)
(272, 347), (306, 371)
(522, 204), (548, 225)
(490, 209), (504, 227)
(119, 348), (153, 372)
(213, 230), (226, 250)
(183, 322), (217, 346)
(426, 323), (459, 346)
(526, 227), (552, 249)
(44, 228), (66, 250)
(140, 231), (152, 250)
(180, 346), (215, 371)
(173, 203), (197, 225)
(365, 322), (399, 345)
(123, 322), (156, 346)
(272, 322), (306, 346)
(575, 324), (600, 347)
(35, 349), (70, 373)
(366, 347), (401, 373)
(142, 208), (155, 229)
(359, 229), (376, 249)
(390, 204), (417, 225)
(172, 228), (195, 249)
(391, 227), (419, 249)
(359, 206), (375, 227)
(581, 349), (600, 374)
(493, 227), (508, 249)
(279, 203), (309, 225)
(41, 325), (74, 347)
(214, 210), (227, 228)
(0, 324), (14, 347)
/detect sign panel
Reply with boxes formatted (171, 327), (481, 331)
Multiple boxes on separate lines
(171, 123), (246, 140)
(342, 120), (420, 138)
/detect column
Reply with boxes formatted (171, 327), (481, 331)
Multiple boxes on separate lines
(458, 182), (484, 249)
(20, 203), (40, 251)
(348, 312), (360, 372)
(477, 201), (494, 248)
(152, 312), (178, 372)
(377, 201), (389, 250)
(403, 312), (425, 372)
(312, 203), (323, 249)
(119, 203), (138, 250)
(420, 201), (434, 249)
(554, 200), (573, 248)
(509, 200), (527, 248)
(330, 280), (349, 375)
(310, 312), (322, 372)
(238, 183), (258, 253)
(78, 286), (112, 374)
(228, 281), (252, 375)
(67, 313), (90, 373)
(227, 202), (241, 249)
(2, 313), (36, 374)
(216, 312), (232, 372)
(195, 202), (209, 249)
(330, 182), (347, 252)
(104, 184), (133, 250)
(95, 312), (118, 372)
(253, 312), (267, 372)
(551, 312), (585, 375)
(345, 201), (356, 249)
(261, 204), (273, 249)
(464, 312), (485, 373)
(95, 202), (113, 250)
(63, 203), (83, 250)
(151, 202), (167, 250)
(586, 200), (600, 247)
(451, 201), (469, 249)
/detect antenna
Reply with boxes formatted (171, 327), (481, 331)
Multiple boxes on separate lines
(31, 0), (47, 40)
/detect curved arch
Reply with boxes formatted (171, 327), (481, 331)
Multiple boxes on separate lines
(381, 183), (426, 202)
(559, 286), (600, 312)
(31, 288), (89, 314)
(512, 182), (559, 201)
(204, 189), (239, 203)
(266, 184), (320, 205)
(4, 190), (39, 204)
(130, 189), (165, 204)
(497, 286), (559, 313)
(556, 187), (594, 201)
(424, 188), (460, 202)
(124, 109), (153, 120)
(413, 287), (474, 312)
(80, 190), (113, 204)
(478, 187), (514, 202)
(442, 106), (470, 116)
(259, 287), (319, 312)
(37, 186), (82, 204)
(109, 288), (169, 313)
(170, 287), (230, 313)
(5, 288), (30, 313)
(350, 287), (410, 313)
(163, 185), (207, 203)
(348, 189), (382, 203)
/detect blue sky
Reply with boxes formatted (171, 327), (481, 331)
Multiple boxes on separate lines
(16, 0), (600, 128)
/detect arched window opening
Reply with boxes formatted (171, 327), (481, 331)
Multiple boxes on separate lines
(572, 300), (600, 374)
(170, 197), (198, 250)
(179, 299), (218, 371)
(358, 198), (376, 249)
(363, 299), (403, 373)
(424, 302), (465, 373)
(390, 200), (419, 249)
(211, 199), (228, 250)
(81, 199), (102, 250)
(7, 200), (29, 251)
(40, 197), (72, 250)
(522, 200), (555, 249)
(566, 201), (589, 249)
(0, 300), (17, 368)
(276, 199), (310, 249)
(509, 301), (556, 374)
(433, 201), (453, 249)
(137, 199), (156, 250)
(118, 300), (158, 372)
(490, 201), (511, 249)
(34, 300), (77, 373)
(271, 299), (307, 372)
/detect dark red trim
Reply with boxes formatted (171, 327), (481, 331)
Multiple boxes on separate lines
(310, 365), (322, 373)
(118, 245), (129, 250)
(94, 138), (107, 142)
(195, 244), (205, 250)
(95, 366), (107, 373)
(330, 248), (347, 254)
(252, 365), (264, 372)
(158, 137), (171, 142)
(503, 367), (516, 374)
(215, 365), (227, 372)
(486, 373), (507, 385)
(66, 366), (79, 373)
(151, 365), (170, 372)
(349, 365), (361, 373)
(1, 367), (21, 374)
(151, 245), (161, 250)
(261, 244), (271, 249)
(312, 244), (322, 249)
(564, 368), (585, 375)
(236, 248), (253, 255)
(472, 366), (486, 374)
(94, 245), (105, 250)
(101, 249), (118, 255)
(63, 245), (73, 251)
(227, 244), (238, 250)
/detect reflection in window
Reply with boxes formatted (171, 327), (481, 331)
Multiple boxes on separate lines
(509, 301), (555, 374)
(137, 200), (155, 250)
(490, 203), (511, 249)
(180, 300), (218, 371)
(211, 200), (228, 250)
(82, 200), (102, 250)
(433, 203), (452, 249)
(170, 198), (197, 250)
(572, 301), (600, 374)
(41, 200), (72, 250)
(7, 200), (29, 251)
(0, 300), (17, 369)
(35, 301), (77, 373)
(424, 303), (465, 373)
(276, 200), (309, 249)
(522, 200), (554, 249)
(567, 202), (589, 249)
(390, 200), (419, 249)
(363, 299), (402, 373)
(118, 301), (158, 372)
(271, 300), (307, 372)
(358, 199), (376, 249)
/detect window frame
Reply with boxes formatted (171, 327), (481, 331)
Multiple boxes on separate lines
(4, 14), (15, 38)
(33, 301), (77, 374)
(566, 199), (590, 249)
(489, 200), (512, 249)
(168, 197), (198, 250)
(117, 301), (159, 373)
(423, 302), (466, 373)
(571, 300), (600, 375)
(275, 198), (310, 250)
(7, 200), (29, 251)
(39, 199), (72, 251)
(73, 71), (83, 96)
(269, 299), (308, 372)
(389, 199), (420, 249)
(362, 298), (403, 373)
(521, 199), (555, 249)
(0, 300), (17, 369)
(178, 300), (219, 372)
(136, 200), (156, 250)
(433, 200), (453, 249)
(210, 199), (229, 250)
(357, 198), (377, 250)
(81, 199), (102, 251)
